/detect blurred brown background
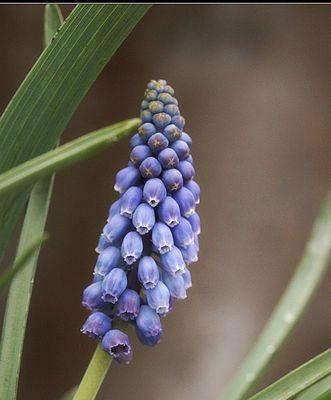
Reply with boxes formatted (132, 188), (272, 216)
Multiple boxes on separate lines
(0, 4), (331, 400)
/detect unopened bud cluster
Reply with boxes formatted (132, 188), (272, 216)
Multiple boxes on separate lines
(81, 79), (201, 363)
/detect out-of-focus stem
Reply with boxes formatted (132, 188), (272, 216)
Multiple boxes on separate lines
(222, 190), (331, 400)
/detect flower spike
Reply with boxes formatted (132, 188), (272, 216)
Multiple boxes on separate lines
(81, 79), (201, 363)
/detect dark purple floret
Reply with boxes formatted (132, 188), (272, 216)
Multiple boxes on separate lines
(101, 329), (133, 364)
(160, 246), (185, 277)
(130, 145), (152, 167)
(147, 80), (157, 90)
(157, 92), (175, 104)
(94, 246), (121, 278)
(81, 79), (200, 362)
(143, 178), (167, 207)
(149, 100), (164, 114)
(172, 217), (194, 248)
(136, 305), (163, 346)
(162, 271), (187, 300)
(120, 186), (143, 218)
(171, 114), (185, 130)
(180, 132), (192, 147)
(82, 281), (105, 310)
(185, 180), (200, 204)
(132, 203), (155, 234)
(173, 187), (196, 217)
(162, 168), (183, 192)
(121, 231), (143, 265)
(164, 104), (179, 117)
(180, 243), (198, 264)
(177, 160), (196, 181)
(93, 274), (104, 283)
(139, 157), (162, 179)
(145, 89), (158, 101)
(152, 112), (172, 129)
(103, 214), (131, 245)
(138, 122), (156, 140)
(130, 133), (145, 148)
(158, 148), (179, 169)
(102, 268), (127, 304)
(163, 85), (175, 95)
(163, 124), (181, 143)
(145, 281), (170, 315)
(186, 154), (194, 164)
(81, 312), (112, 339)
(108, 199), (121, 222)
(148, 132), (169, 154)
(152, 222), (174, 254)
(171, 140), (190, 160)
(158, 196), (181, 227)
(114, 166), (140, 194)
(141, 110), (153, 123)
(138, 256), (159, 289)
(182, 268), (192, 289)
(95, 234), (111, 254)
(116, 289), (140, 321)
(187, 213), (201, 235)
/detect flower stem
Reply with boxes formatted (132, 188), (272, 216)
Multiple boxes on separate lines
(222, 189), (331, 400)
(73, 345), (112, 400)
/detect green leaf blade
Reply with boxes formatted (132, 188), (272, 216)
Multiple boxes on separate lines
(0, 177), (56, 400)
(0, 235), (48, 293)
(248, 349), (331, 400)
(294, 374), (331, 400)
(0, 6), (64, 399)
(0, 118), (140, 198)
(0, 4), (150, 259)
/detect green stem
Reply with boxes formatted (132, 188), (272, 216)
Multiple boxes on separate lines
(73, 345), (113, 400)
(222, 190), (331, 400)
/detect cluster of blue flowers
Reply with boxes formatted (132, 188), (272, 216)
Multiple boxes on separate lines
(81, 79), (201, 364)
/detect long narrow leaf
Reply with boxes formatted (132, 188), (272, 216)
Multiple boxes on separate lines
(222, 190), (331, 400)
(0, 178), (55, 400)
(0, 6), (63, 400)
(0, 234), (47, 293)
(294, 374), (331, 400)
(0, 118), (140, 198)
(248, 349), (331, 400)
(44, 4), (63, 47)
(0, 4), (150, 260)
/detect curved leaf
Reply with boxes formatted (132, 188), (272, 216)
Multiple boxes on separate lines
(0, 4), (150, 260)
(0, 118), (140, 198)
(248, 349), (331, 400)
(294, 374), (331, 400)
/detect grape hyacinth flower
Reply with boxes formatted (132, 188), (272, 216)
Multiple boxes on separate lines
(101, 330), (133, 364)
(81, 312), (112, 340)
(81, 79), (201, 363)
